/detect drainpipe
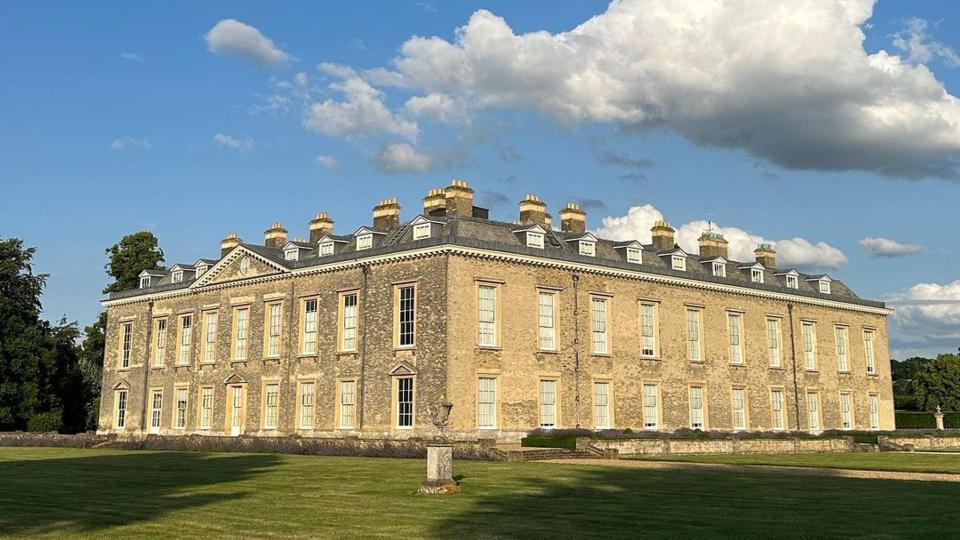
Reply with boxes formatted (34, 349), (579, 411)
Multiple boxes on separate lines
(572, 273), (581, 428)
(286, 277), (296, 434)
(787, 303), (801, 430)
(140, 300), (155, 435)
(358, 263), (370, 431)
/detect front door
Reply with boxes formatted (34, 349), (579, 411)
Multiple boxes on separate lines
(229, 385), (244, 436)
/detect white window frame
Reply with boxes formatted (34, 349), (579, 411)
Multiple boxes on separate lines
(819, 280), (831, 294)
(339, 380), (356, 429)
(689, 386), (705, 430)
(263, 383), (279, 430)
(266, 303), (282, 358)
(591, 296), (609, 355)
(802, 322), (817, 370)
(687, 309), (702, 362)
(626, 247), (642, 264)
(840, 392), (853, 430)
(153, 318), (166, 368)
(356, 233), (373, 250)
(864, 330), (876, 374)
(771, 389), (785, 431)
(299, 382), (315, 430)
(767, 318), (781, 368)
(671, 255), (686, 271)
(593, 381), (611, 430)
(835, 326), (849, 372)
(196, 264), (207, 276)
(140, 276), (150, 288)
(233, 307), (249, 361)
(319, 241), (334, 256)
(396, 376), (414, 429)
(712, 261), (726, 277)
(175, 387), (188, 430)
(727, 312), (743, 365)
(526, 231), (545, 249)
(539, 379), (558, 429)
(150, 389), (163, 432)
(786, 274), (799, 289)
(642, 383), (659, 430)
(177, 315), (192, 365)
(640, 302), (657, 358)
(172, 270), (183, 283)
(115, 390), (127, 429)
(807, 391), (821, 433)
(120, 322), (132, 369)
(284, 248), (299, 261)
(202, 311), (217, 364)
(537, 291), (557, 351)
(731, 388), (747, 431)
(397, 285), (416, 349)
(579, 240), (596, 257)
(751, 268), (764, 283)
(477, 284), (498, 348)
(869, 394), (880, 430)
(340, 293), (359, 352)
(199, 387), (213, 430)
(301, 298), (318, 354)
(477, 377), (497, 429)
(413, 222), (432, 240)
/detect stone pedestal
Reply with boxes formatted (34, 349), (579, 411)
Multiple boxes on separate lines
(935, 410), (945, 431)
(417, 443), (460, 495)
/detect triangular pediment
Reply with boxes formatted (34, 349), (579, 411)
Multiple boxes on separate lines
(223, 372), (248, 385)
(112, 378), (130, 390)
(192, 246), (290, 288)
(388, 362), (417, 376)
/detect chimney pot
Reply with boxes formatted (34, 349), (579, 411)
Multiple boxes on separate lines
(755, 243), (777, 269)
(444, 179), (474, 216)
(372, 197), (401, 229)
(519, 194), (549, 228)
(220, 232), (241, 257)
(651, 220), (676, 252)
(698, 230), (729, 259)
(264, 222), (288, 249)
(309, 212), (335, 243)
(559, 202), (587, 234)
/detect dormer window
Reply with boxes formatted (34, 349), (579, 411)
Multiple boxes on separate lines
(626, 247), (642, 264)
(196, 265), (208, 276)
(751, 268), (764, 284)
(527, 231), (544, 249)
(819, 280), (831, 294)
(319, 241), (334, 256)
(786, 274), (799, 289)
(579, 240), (595, 257)
(712, 261), (726, 277)
(356, 234), (373, 250)
(284, 248), (299, 261)
(171, 270), (183, 283)
(413, 222), (431, 240)
(140, 276), (151, 288)
(672, 255), (686, 271)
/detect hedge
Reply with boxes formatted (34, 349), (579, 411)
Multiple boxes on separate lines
(895, 411), (960, 429)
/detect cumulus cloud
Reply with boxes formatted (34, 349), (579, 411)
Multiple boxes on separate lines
(860, 237), (926, 257)
(110, 137), (151, 151)
(892, 18), (960, 68)
(205, 19), (293, 67)
(315, 154), (339, 170)
(213, 133), (256, 152)
(404, 93), (469, 124)
(371, 143), (434, 173)
(594, 204), (847, 270)
(345, 1), (960, 179)
(304, 64), (418, 141)
(888, 280), (960, 356)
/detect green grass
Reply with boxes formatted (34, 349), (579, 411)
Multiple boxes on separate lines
(2, 447), (960, 538)
(630, 452), (960, 474)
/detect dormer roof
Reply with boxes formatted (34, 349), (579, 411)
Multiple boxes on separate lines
(700, 256), (728, 264)
(739, 262), (766, 271)
(613, 240), (643, 250)
(317, 234), (350, 244)
(513, 223), (547, 234)
(564, 232), (598, 243)
(138, 269), (165, 277)
(170, 264), (195, 272)
(353, 226), (388, 236)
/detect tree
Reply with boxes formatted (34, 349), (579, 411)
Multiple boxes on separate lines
(912, 354), (960, 412)
(891, 356), (932, 410)
(79, 312), (106, 430)
(103, 231), (164, 294)
(0, 238), (87, 432)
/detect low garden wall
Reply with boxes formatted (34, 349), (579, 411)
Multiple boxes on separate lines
(577, 436), (855, 456)
(880, 434), (960, 452)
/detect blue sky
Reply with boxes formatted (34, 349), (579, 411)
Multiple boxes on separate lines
(1, 1), (958, 358)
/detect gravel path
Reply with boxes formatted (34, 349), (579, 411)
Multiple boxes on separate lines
(540, 458), (960, 483)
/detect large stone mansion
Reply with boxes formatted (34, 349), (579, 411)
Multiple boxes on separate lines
(99, 179), (894, 440)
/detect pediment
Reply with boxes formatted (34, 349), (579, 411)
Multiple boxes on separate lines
(388, 362), (417, 376)
(112, 378), (130, 390)
(223, 372), (248, 385)
(192, 246), (290, 288)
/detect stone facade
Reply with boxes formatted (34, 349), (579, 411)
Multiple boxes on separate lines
(99, 180), (894, 442)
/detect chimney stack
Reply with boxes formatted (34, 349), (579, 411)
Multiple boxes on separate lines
(264, 222), (288, 249)
(698, 231), (729, 259)
(372, 198), (401, 229)
(559, 203), (587, 234)
(309, 212), (334, 243)
(423, 188), (447, 217)
(755, 243), (777, 269)
(519, 194), (549, 228)
(444, 179), (474, 216)
(651, 220), (676, 252)
(220, 233), (241, 257)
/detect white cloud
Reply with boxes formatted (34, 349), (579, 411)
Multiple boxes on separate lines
(860, 237), (926, 257)
(371, 143), (433, 173)
(345, 1), (960, 179)
(303, 63), (418, 141)
(119, 52), (145, 62)
(205, 19), (293, 67)
(594, 204), (847, 270)
(892, 18), (960, 68)
(888, 280), (960, 356)
(315, 154), (339, 170)
(110, 137), (151, 151)
(405, 93), (469, 124)
(213, 133), (256, 152)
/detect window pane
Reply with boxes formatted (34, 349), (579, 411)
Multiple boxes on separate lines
(268, 304), (281, 357)
(179, 316), (192, 364)
(728, 314), (742, 364)
(803, 323), (816, 370)
(641, 304), (656, 357)
(771, 390), (784, 430)
(687, 310), (701, 361)
(176, 388), (187, 429)
(397, 378), (414, 427)
(767, 319), (781, 367)
(643, 384), (658, 429)
(264, 384), (278, 429)
(478, 286), (497, 347)
(300, 383), (314, 429)
(200, 388), (213, 429)
(538, 292), (556, 351)
(690, 386), (704, 429)
(204, 312), (217, 363)
(478, 378), (497, 428)
(398, 286), (415, 347)
(593, 382), (610, 429)
(340, 381), (355, 429)
(539, 380), (557, 428)
(303, 299), (317, 354)
(234, 309), (248, 360)
(342, 294), (358, 351)
(592, 298), (608, 354)
(731, 388), (745, 430)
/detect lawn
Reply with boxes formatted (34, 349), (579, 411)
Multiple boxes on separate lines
(1, 447), (959, 539)
(630, 452), (960, 474)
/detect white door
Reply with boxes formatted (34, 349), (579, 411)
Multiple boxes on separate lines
(230, 385), (243, 436)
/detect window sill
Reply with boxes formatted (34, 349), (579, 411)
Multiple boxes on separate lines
(769, 366), (784, 370)
(867, 372), (879, 377)
(537, 349), (559, 355)
(640, 356), (660, 361)
(838, 370), (852, 374)
(296, 353), (318, 359)
(199, 361), (216, 366)
(591, 353), (612, 358)
(150, 366), (164, 371)
(337, 350), (358, 356)
(175, 364), (191, 369)
(729, 363), (746, 367)
(805, 369), (820, 373)
(477, 346), (501, 351)
(230, 359), (248, 364)
(394, 346), (416, 352)
(263, 356), (281, 362)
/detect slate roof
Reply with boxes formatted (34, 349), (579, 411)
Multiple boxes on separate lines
(109, 214), (884, 309)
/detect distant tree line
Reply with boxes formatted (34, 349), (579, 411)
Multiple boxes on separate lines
(0, 232), (163, 433)
(892, 353), (960, 411)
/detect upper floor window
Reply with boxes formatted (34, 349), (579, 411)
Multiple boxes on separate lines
(579, 240), (595, 257)
(120, 322), (132, 369)
(712, 261), (726, 277)
(413, 222), (431, 240)
(319, 241), (334, 256)
(284, 248), (299, 261)
(672, 255), (686, 271)
(356, 234), (373, 251)
(527, 231), (545, 249)
(477, 284), (499, 348)
(196, 264), (208, 276)
(819, 280), (831, 294)
(339, 292), (359, 352)
(727, 313), (743, 365)
(835, 326), (849, 371)
(786, 274), (799, 289)
(802, 322), (817, 370)
(538, 291), (557, 351)
(591, 296), (609, 355)
(177, 315), (192, 365)
(640, 303), (657, 357)
(751, 268), (764, 283)
(172, 270), (183, 283)
(140, 276), (151, 288)
(864, 329), (876, 374)
(396, 285), (416, 348)
(301, 298), (318, 354)
(626, 247), (642, 264)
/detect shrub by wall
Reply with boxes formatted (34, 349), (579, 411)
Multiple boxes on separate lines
(26, 411), (63, 433)
(895, 411), (960, 429)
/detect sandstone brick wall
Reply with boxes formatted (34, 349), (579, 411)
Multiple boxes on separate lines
(581, 436), (856, 456)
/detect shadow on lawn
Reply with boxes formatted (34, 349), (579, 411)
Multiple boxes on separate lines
(0, 450), (281, 536)
(432, 464), (960, 538)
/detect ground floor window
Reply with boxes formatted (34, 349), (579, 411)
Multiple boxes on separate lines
(199, 387), (213, 430)
(477, 377), (497, 429)
(807, 392), (820, 433)
(642, 384), (659, 430)
(593, 382), (611, 429)
(150, 390), (162, 431)
(264, 384), (279, 430)
(731, 388), (746, 430)
(340, 380), (355, 429)
(300, 382), (315, 430)
(116, 390), (127, 429)
(869, 394), (880, 430)
(770, 389), (784, 431)
(840, 392), (853, 430)
(539, 380), (557, 429)
(396, 377), (414, 428)
(175, 388), (188, 429)
(689, 386), (704, 430)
